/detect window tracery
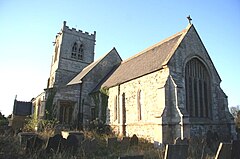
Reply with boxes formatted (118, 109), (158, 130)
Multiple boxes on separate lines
(71, 41), (84, 60)
(185, 58), (212, 118)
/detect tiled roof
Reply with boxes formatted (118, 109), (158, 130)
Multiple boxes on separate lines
(102, 25), (190, 88)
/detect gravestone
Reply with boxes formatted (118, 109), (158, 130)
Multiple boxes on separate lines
(45, 134), (64, 153)
(130, 134), (139, 146)
(90, 138), (101, 150)
(214, 142), (232, 159)
(81, 139), (91, 154)
(164, 144), (189, 159)
(121, 137), (130, 150)
(231, 140), (240, 159)
(65, 134), (79, 153)
(70, 132), (84, 145)
(26, 136), (44, 153)
(18, 132), (37, 148)
(107, 137), (118, 147)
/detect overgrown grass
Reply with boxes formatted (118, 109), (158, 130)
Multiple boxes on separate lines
(0, 131), (164, 159)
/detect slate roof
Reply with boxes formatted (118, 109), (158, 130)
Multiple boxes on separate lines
(102, 25), (191, 88)
(13, 100), (32, 116)
(67, 48), (120, 86)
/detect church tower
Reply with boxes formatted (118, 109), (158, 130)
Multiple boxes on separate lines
(48, 21), (96, 88)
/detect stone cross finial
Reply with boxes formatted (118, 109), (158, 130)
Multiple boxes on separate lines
(187, 15), (192, 24)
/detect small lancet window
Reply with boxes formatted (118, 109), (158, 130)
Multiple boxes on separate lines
(137, 90), (142, 121)
(114, 95), (117, 121)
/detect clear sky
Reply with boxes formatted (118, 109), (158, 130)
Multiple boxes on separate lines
(0, 0), (239, 116)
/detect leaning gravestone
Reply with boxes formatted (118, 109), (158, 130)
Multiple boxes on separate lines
(214, 142), (232, 159)
(164, 143), (188, 159)
(231, 140), (240, 159)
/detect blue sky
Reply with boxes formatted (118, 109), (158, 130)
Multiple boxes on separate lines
(0, 0), (239, 116)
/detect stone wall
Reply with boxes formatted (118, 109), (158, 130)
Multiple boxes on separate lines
(108, 68), (170, 142)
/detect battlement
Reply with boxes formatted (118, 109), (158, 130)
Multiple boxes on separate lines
(62, 21), (96, 39)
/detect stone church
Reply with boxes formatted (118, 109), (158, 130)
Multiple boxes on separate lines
(33, 21), (235, 143)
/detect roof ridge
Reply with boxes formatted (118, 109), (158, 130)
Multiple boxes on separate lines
(122, 28), (187, 64)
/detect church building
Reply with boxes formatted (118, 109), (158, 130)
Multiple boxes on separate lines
(32, 21), (235, 144)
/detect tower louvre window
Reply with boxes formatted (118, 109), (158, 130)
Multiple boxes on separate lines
(71, 41), (84, 60)
(72, 42), (78, 52)
(185, 58), (212, 118)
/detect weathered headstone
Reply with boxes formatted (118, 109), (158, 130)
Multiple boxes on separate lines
(81, 139), (91, 155)
(214, 142), (232, 159)
(45, 134), (64, 153)
(26, 136), (44, 153)
(65, 134), (79, 153)
(164, 144), (189, 159)
(90, 138), (100, 150)
(121, 137), (130, 150)
(130, 134), (139, 146)
(107, 137), (118, 147)
(18, 132), (37, 148)
(231, 140), (240, 159)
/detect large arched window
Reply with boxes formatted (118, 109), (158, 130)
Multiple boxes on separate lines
(185, 58), (211, 118)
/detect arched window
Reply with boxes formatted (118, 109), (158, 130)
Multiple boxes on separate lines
(71, 42), (84, 60)
(137, 90), (142, 121)
(78, 44), (84, 60)
(114, 95), (117, 121)
(185, 58), (211, 118)
(72, 42), (77, 52)
(122, 93), (126, 124)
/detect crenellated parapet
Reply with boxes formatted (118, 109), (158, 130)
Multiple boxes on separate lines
(61, 21), (96, 40)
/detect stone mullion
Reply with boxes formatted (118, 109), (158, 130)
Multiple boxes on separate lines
(186, 75), (189, 115)
(201, 80), (206, 117)
(191, 77), (195, 117)
(204, 81), (209, 118)
(196, 79), (200, 117)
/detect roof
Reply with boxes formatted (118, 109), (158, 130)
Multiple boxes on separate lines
(67, 48), (121, 86)
(102, 25), (191, 88)
(13, 100), (32, 116)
